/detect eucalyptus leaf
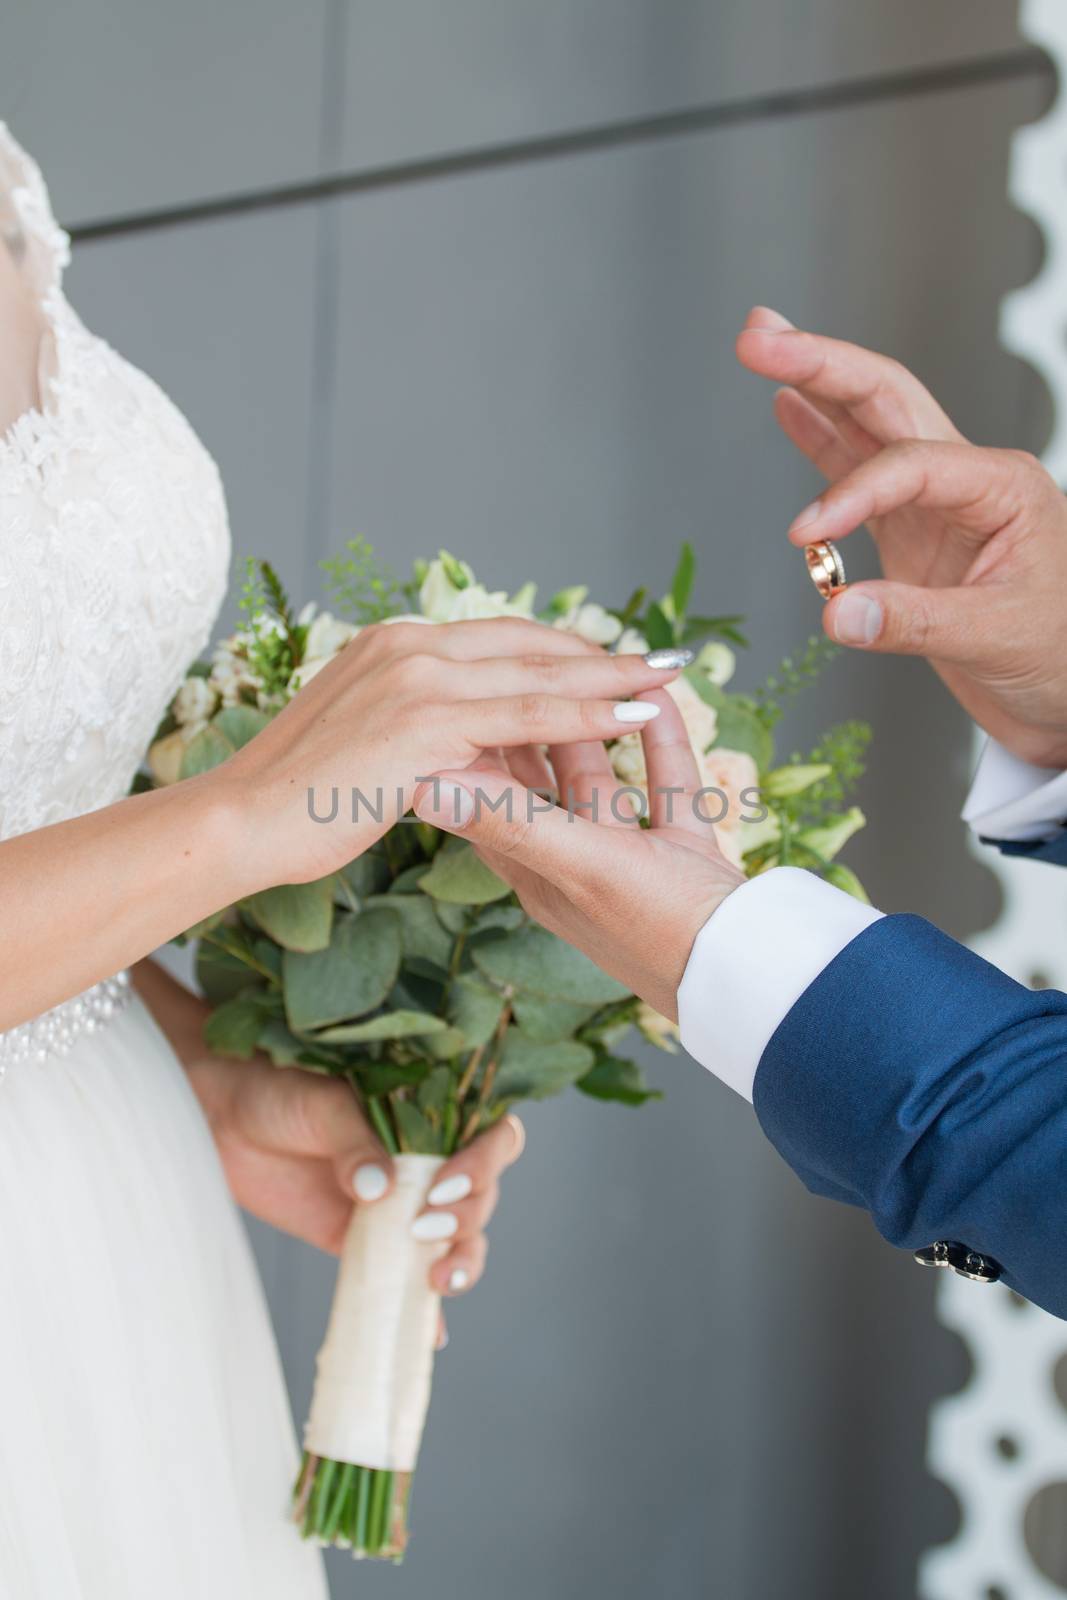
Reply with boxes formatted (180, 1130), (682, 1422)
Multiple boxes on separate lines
(433, 900), (469, 935)
(203, 993), (269, 1059)
(418, 840), (510, 906)
(492, 1031), (595, 1103)
(447, 973), (505, 1048)
(512, 993), (597, 1042)
(577, 1054), (663, 1107)
(196, 941), (257, 1004)
(181, 907), (226, 942)
(213, 705), (269, 749)
(471, 903), (525, 935)
(390, 863), (432, 894)
(336, 852), (391, 903)
(283, 907), (402, 1031)
(316, 1010), (449, 1043)
(363, 893), (454, 968)
(425, 1026), (469, 1061)
(245, 879), (335, 953)
(179, 724), (234, 780)
(473, 926), (629, 1005)
(257, 1017), (310, 1067)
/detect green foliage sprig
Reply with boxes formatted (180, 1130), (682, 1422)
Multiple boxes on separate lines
(321, 536), (417, 624)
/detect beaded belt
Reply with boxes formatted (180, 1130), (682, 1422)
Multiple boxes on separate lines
(0, 972), (133, 1075)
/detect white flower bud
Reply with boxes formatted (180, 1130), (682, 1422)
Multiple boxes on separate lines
(173, 676), (219, 727)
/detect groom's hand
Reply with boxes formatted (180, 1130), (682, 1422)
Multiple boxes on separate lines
(413, 690), (745, 1020)
(737, 306), (1067, 770)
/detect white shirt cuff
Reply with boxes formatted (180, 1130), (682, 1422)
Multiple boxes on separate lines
(961, 738), (1067, 844)
(676, 867), (883, 1102)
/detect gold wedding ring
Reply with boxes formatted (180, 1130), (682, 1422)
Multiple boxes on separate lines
(804, 540), (846, 600)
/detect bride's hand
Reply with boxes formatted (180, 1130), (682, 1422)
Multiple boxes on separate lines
(134, 961), (521, 1297)
(218, 619), (686, 891)
(192, 1053), (523, 1296)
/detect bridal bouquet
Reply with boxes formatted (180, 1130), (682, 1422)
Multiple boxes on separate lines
(146, 541), (870, 1561)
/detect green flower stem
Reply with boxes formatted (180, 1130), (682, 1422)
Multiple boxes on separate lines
(295, 1455), (408, 1560)
(365, 1094), (400, 1155)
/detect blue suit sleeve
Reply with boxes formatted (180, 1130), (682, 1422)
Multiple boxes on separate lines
(983, 830), (1067, 867)
(753, 915), (1067, 1318)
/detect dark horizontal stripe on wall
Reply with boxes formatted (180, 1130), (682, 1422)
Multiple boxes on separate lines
(71, 45), (1051, 244)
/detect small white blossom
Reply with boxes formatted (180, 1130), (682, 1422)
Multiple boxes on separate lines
(418, 554), (475, 620)
(616, 627), (651, 655)
(297, 601), (318, 626)
(305, 611), (360, 660)
(418, 553), (535, 623)
(695, 641), (736, 686)
(554, 602), (623, 646)
(209, 640), (262, 708)
(173, 676), (218, 727)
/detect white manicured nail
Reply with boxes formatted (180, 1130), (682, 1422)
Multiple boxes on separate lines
(613, 702), (662, 723)
(448, 1267), (471, 1293)
(412, 1211), (459, 1241)
(354, 1163), (389, 1202)
(427, 1173), (473, 1206)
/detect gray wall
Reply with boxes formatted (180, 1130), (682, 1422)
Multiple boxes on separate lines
(3, 6), (1050, 1596)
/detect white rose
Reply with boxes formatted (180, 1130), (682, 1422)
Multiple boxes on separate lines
(668, 675), (718, 756)
(305, 611), (360, 660)
(173, 675), (218, 727)
(554, 601), (623, 646)
(616, 627), (651, 655)
(635, 1000), (680, 1054)
(695, 641), (736, 687)
(697, 746), (760, 866)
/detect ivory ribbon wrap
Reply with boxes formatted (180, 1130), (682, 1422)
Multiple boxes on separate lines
(305, 1153), (447, 1472)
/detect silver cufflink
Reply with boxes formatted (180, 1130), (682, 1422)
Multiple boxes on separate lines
(914, 1241), (1002, 1284)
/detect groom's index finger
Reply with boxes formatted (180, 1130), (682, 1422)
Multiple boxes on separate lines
(736, 316), (959, 447)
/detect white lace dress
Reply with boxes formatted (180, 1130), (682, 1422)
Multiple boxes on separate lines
(0, 124), (327, 1599)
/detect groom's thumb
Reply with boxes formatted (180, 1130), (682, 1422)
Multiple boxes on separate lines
(824, 580), (995, 663)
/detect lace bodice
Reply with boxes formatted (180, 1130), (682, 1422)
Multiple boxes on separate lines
(0, 122), (230, 841)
